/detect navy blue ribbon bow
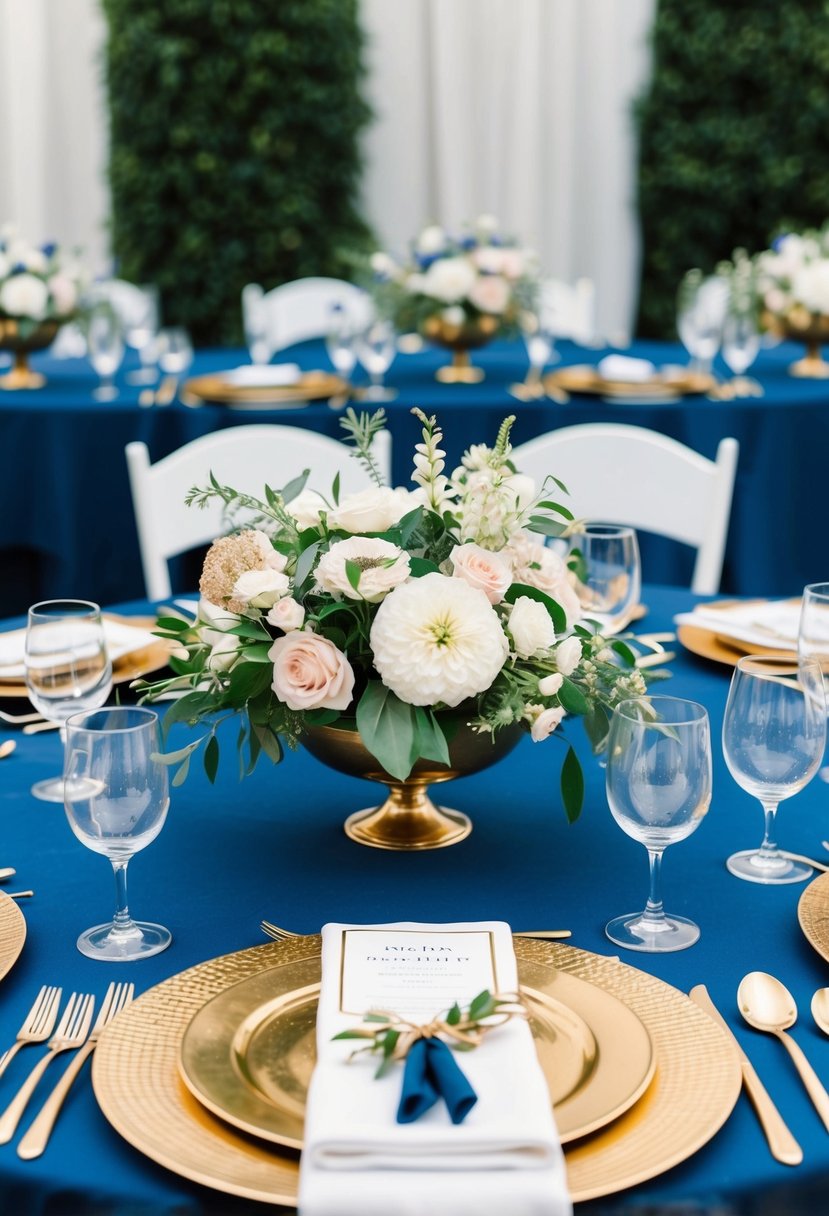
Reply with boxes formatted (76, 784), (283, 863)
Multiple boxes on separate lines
(397, 1036), (478, 1125)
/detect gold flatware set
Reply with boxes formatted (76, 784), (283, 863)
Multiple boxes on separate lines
(260, 919), (573, 943)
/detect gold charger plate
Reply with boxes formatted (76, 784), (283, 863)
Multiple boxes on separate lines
(184, 370), (347, 408)
(0, 615), (173, 699)
(177, 953), (654, 1148)
(0, 890), (26, 983)
(677, 599), (796, 667)
(93, 937), (741, 1206)
(798, 871), (829, 964)
(545, 366), (714, 400)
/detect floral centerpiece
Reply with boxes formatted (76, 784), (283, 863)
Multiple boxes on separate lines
(370, 215), (536, 383)
(0, 223), (87, 389)
(142, 409), (659, 848)
(754, 224), (829, 376)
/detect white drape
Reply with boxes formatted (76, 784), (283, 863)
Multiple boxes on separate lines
(0, 0), (655, 338)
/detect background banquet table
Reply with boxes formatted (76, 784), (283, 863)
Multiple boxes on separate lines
(0, 337), (827, 616)
(1, 584), (829, 1213)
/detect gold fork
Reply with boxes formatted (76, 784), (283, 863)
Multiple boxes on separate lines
(0, 992), (94, 1144)
(260, 920), (572, 942)
(0, 986), (62, 1081)
(18, 982), (134, 1159)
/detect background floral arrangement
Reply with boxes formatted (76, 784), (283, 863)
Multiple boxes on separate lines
(754, 225), (829, 331)
(369, 215), (536, 339)
(0, 224), (86, 332)
(144, 409), (656, 822)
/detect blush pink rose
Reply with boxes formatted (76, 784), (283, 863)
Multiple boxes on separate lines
(450, 542), (512, 604)
(269, 632), (355, 711)
(467, 274), (511, 315)
(530, 705), (566, 742)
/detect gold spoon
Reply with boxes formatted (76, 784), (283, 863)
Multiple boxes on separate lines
(0, 740), (15, 760)
(738, 971), (829, 1132)
(812, 989), (829, 1036)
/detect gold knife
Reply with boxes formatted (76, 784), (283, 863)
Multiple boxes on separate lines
(689, 984), (802, 1166)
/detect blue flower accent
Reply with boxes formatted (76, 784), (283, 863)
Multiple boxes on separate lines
(772, 235), (788, 252)
(415, 252), (442, 270)
(10, 263), (26, 275)
(458, 235), (477, 250)
(41, 241), (57, 258)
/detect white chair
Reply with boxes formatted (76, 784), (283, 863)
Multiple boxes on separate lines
(511, 423), (739, 595)
(126, 425), (392, 600)
(242, 278), (373, 354)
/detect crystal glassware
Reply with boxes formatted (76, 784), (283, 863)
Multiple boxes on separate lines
(571, 523), (641, 634)
(124, 285), (160, 385)
(325, 302), (358, 382)
(242, 288), (272, 365)
(63, 706), (171, 960)
(156, 326), (194, 377)
(723, 654), (826, 883)
(24, 600), (113, 802)
(605, 696), (712, 952)
(511, 308), (558, 399)
(676, 270), (728, 376)
(722, 309), (761, 397)
(356, 318), (398, 401)
(798, 582), (829, 782)
(87, 307), (125, 402)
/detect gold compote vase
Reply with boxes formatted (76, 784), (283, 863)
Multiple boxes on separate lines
(301, 717), (523, 850)
(0, 318), (61, 390)
(421, 314), (500, 385)
(763, 309), (829, 378)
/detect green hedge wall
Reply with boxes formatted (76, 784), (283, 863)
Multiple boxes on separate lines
(103, 0), (373, 346)
(636, 2), (829, 337)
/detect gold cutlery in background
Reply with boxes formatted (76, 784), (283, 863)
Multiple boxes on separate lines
(154, 375), (179, 407)
(0, 710), (45, 725)
(0, 987), (62, 1082)
(0, 741), (15, 759)
(689, 985), (802, 1166)
(137, 387), (155, 408)
(18, 982), (134, 1159)
(259, 919), (572, 943)
(22, 721), (59, 736)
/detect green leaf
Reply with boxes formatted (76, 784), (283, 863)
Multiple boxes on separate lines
(583, 705), (610, 753)
(253, 723), (283, 765)
(172, 753), (193, 787)
(154, 615), (193, 633)
(534, 500), (574, 521)
(408, 556), (440, 578)
(414, 707), (451, 767)
(469, 990), (496, 1020)
(151, 738), (205, 766)
(240, 643), (274, 663)
(504, 583), (566, 634)
(356, 682), (416, 782)
(303, 708), (340, 726)
(396, 506), (424, 547)
(364, 1012), (392, 1023)
(293, 542), (321, 590)
(281, 470), (310, 503)
(332, 471), (341, 505)
(222, 620), (271, 640)
(203, 735), (220, 784)
(345, 559), (362, 592)
(557, 678), (589, 715)
(610, 640), (636, 668)
(227, 661), (273, 702)
(560, 745), (584, 824)
(526, 516), (569, 538)
(446, 1002), (461, 1026)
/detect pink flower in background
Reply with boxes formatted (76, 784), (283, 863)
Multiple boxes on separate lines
(468, 274), (511, 315)
(450, 542), (512, 604)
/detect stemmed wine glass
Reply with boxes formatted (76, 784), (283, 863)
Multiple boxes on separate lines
(124, 285), (160, 385)
(676, 270), (728, 378)
(24, 600), (113, 803)
(325, 302), (358, 384)
(571, 523), (641, 635)
(63, 706), (171, 960)
(723, 654), (826, 883)
(722, 308), (761, 398)
(87, 307), (125, 402)
(242, 286), (272, 365)
(356, 318), (398, 401)
(798, 582), (829, 783)
(510, 308), (558, 400)
(605, 696), (712, 952)
(156, 327), (193, 378)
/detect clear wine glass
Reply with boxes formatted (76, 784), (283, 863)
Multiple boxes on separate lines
(511, 308), (558, 400)
(87, 307), (125, 402)
(571, 523), (641, 635)
(156, 326), (193, 377)
(63, 706), (171, 960)
(325, 302), (358, 382)
(723, 654), (826, 884)
(676, 271), (728, 377)
(242, 286), (272, 365)
(798, 582), (829, 783)
(356, 318), (398, 401)
(605, 696), (712, 952)
(24, 600), (113, 802)
(722, 309), (761, 397)
(124, 285), (160, 385)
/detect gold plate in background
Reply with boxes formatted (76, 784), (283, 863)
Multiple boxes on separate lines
(677, 600), (797, 668)
(545, 366), (714, 400)
(178, 953), (653, 1148)
(798, 872), (829, 964)
(184, 371), (347, 408)
(93, 937), (740, 1206)
(0, 891), (26, 983)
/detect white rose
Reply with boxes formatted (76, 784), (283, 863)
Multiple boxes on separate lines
(450, 542), (512, 604)
(250, 529), (288, 572)
(502, 473), (537, 509)
(506, 532), (582, 628)
(509, 596), (556, 658)
(530, 705), (566, 741)
(47, 273), (77, 316)
(0, 273), (49, 320)
(0, 254), (9, 279)
(441, 305), (466, 326)
(792, 262), (829, 314)
(555, 635), (583, 677)
(419, 256), (477, 304)
(416, 224), (447, 255)
(232, 567), (290, 610)
(23, 248), (47, 275)
(286, 489), (327, 531)
(330, 486), (415, 534)
(538, 672), (564, 696)
(370, 251), (397, 278)
(266, 597), (305, 632)
(316, 536), (410, 602)
(206, 632), (243, 673)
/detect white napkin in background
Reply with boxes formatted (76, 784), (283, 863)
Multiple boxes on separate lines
(0, 618), (158, 679)
(298, 921), (571, 1216)
(674, 599), (811, 650)
(224, 363), (301, 387)
(597, 354), (657, 382)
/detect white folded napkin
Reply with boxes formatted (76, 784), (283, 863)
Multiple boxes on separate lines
(0, 618), (158, 679)
(298, 920), (570, 1216)
(597, 354), (657, 382)
(224, 363), (301, 388)
(674, 599), (808, 650)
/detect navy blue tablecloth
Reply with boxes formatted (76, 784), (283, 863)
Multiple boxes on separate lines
(1, 584), (829, 1213)
(1, 337), (828, 614)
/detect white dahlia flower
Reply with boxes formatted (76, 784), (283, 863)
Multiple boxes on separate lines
(369, 572), (508, 707)
(316, 536), (410, 602)
(0, 273), (48, 320)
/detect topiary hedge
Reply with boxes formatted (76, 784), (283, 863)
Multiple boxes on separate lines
(636, 2), (829, 337)
(103, 0), (373, 346)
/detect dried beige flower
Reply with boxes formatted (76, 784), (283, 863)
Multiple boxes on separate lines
(199, 531), (273, 613)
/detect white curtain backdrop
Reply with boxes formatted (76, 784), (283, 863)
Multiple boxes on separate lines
(0, 0), (655, 339)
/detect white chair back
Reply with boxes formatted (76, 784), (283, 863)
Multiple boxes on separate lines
(540, 277), (596, 344)
(242, 278), (373, 353)
(511, 423), (739, 595)
(126, 425), (392, 601)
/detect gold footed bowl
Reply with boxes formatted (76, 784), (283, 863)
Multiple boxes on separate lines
(763, 310), (829, 378)
(421, 314), (500, 384)
(0, 319), (61, 390)
(301, 718), (523, 850)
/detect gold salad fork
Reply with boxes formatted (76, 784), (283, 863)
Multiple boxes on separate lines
(0, 992), (94, 1144)
(0, 987), (62, 1081)
(18, 982), (134, 1159)
(260, 920), (572, 943)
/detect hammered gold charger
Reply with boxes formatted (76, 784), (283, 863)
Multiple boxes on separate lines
(93, 937), (740, 1206)
(177, 951), (654, 1148)
(184, 370), (346, 408)
(544, 366), (714, 400)
(0, 890), (26, 983)
(798, 872), (829, 964)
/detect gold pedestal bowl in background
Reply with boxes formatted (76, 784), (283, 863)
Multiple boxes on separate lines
(763, 309), (829, 378)
(421, 314), (500, 384)
(0, 319), (61, 390)
(301, 718), (523, 850)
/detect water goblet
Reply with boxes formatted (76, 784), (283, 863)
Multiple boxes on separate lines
(124, 285), (160, 385)
(24, 600), (113, 803)
(798, 583), (829, 783)
(676, 270), (728, 377)
(87, 307), (124, 402)
(722, 309), (761, 397)
(511, 309), (558, 400)
(723, 654), (826, 883)
(605, 696), (712, 952)
(156, 326), (193, 377)
(325, 302), (358, 383)
(63, 706), (171, 960)
(571, 523), (641, 635)
(356, 318), (398, 401)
